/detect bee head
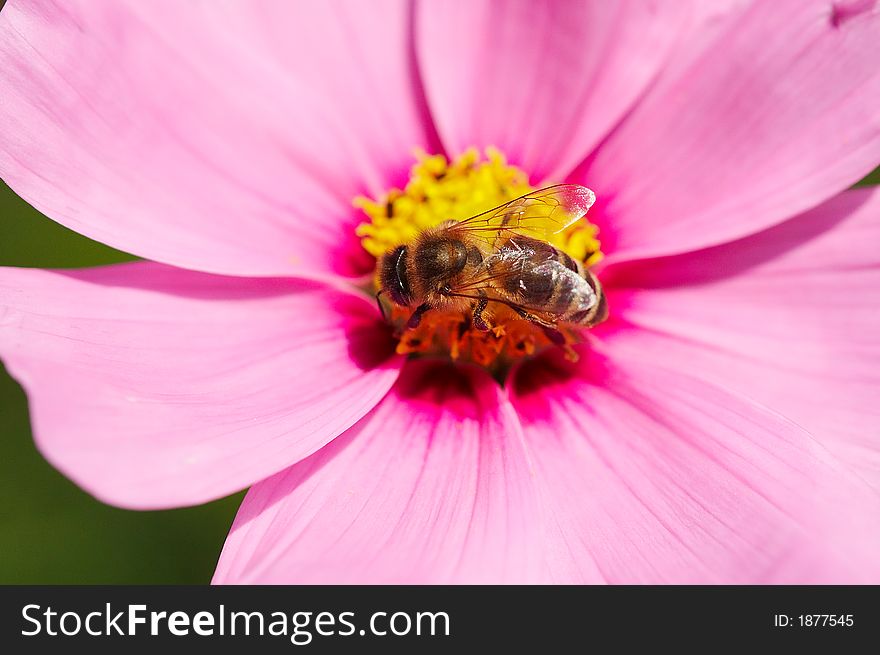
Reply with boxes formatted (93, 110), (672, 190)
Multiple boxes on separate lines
(379, 245), (414, 307)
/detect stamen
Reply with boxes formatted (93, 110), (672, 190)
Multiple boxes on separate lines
(355, 148), (603, 373)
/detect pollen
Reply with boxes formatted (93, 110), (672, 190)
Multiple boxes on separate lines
(354, 148), (603, 374)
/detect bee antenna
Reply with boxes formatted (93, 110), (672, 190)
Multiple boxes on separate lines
(375, 289), (389, 323)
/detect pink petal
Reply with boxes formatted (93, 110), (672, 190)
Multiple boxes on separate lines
(213, 360), (543, 584)
(0, 263), (401, 509)
(510, 348), (880, 583)
(598, 187), (880, 488)
(578, 0), (880, 263)
(415, 0), (689, 182)
(0, 0), (433, 279)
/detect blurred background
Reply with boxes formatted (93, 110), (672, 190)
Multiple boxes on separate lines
(0, 181), (243, 584)
(1, 168), (879, 583)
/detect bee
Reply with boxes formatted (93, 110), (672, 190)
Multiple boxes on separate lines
(377, 184), (608, 342)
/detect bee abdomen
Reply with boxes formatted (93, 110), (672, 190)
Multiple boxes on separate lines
(492, 236), (605, 326)
(546, 265), (592, 316)
(566, 271), (606, 326)
(557, 249), (583, 275)
(538, 247), (603, 323)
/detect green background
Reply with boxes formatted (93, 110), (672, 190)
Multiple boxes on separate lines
(0, 181), (243, 584)
(1, 168), (879, 584)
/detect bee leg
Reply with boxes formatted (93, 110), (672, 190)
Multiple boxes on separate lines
(375, 289), (389, 323)
(406, 303), (431, 330)
(514, 307), (557, 331)
(472, 293), (490, 331)
(539, 325), (566, 346)
(537, 324), (579, 361)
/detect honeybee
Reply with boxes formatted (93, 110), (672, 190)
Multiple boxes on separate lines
(377, 184), (608, 342)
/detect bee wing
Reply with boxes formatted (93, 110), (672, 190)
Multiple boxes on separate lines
(452, 243), (551, 292)
(446, 184), (596, 243)
(450, 244), (593, 315)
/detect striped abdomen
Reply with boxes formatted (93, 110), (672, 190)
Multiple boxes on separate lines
(489, 236), (607, 327)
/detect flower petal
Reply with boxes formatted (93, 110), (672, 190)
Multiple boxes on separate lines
(0, 262), (400, 508)
(415, 0), (689, 182)
(510, 348), (880, 583)
(0, 0), (433, 278)
(598, 187), (880, 488)
(578, 0), (880, 263)
(213, 360), (543, 584)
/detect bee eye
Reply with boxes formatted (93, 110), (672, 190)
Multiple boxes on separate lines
(379, 245), (413, 306)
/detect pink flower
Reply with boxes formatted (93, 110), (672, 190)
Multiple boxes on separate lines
(1, 0), (880, 583)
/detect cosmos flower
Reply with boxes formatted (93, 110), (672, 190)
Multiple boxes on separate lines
(1, 0), (880, 584)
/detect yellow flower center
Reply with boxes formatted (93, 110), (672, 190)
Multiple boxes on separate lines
(355, 148), (604, 375)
